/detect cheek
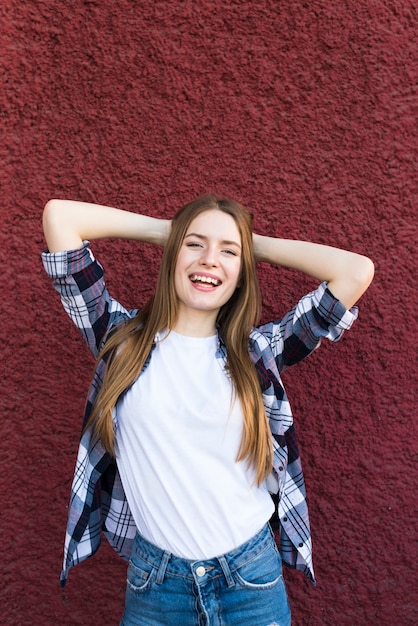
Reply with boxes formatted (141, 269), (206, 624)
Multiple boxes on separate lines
(173, 269), (183, 295)
(173, 253), (186, 280)
(174, 249), (192, 275)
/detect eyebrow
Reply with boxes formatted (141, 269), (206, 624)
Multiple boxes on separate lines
(184, 232), (242, 249)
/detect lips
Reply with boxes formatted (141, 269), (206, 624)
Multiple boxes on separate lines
(189, 273), (222, 287)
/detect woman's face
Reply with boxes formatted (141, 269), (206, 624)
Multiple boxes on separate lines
(174, 209), (242, 332)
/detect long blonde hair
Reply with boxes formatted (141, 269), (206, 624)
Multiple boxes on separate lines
(85, 194), (273, 485)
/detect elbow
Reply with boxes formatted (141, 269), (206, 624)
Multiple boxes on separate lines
(349, 255), (375, 303)
(42, 199), (74, 252)
(329, 255), (375, 309)
(42, 199), (62, 229)
(358, 256), (375, 290)
(43, 198), (73, 231)
(43, 197), (64, 215)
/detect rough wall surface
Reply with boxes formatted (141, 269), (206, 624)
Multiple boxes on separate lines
(1, 1), (417, 624)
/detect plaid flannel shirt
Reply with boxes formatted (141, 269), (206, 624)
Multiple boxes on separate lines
(42, 242), (358, 587)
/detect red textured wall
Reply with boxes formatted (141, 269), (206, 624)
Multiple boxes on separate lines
(1, 1), (417, 624)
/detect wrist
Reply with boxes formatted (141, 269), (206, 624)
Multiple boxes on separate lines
(252, 233), (272, 263)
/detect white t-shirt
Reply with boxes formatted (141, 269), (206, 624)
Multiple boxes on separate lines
(115, 330), (274, 560)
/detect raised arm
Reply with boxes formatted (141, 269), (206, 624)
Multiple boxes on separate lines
(253, 234), (374, 309)
(43, 199), (171, 253)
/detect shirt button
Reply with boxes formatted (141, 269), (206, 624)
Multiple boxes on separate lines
(196, 566), (206, 577)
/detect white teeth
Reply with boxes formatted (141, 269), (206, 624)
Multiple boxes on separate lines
(191, 274), (220, 286)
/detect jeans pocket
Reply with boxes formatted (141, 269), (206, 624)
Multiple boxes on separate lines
(234, 543), (283, 590)
(126, 557), (156, 594)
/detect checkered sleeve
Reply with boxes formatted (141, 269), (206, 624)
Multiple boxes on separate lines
(259, 282), (358, 372)
(60, 427), (136, 586)
(42, 242), (133, 358)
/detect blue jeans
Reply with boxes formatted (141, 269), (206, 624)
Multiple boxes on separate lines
(120, 523), (291, 626)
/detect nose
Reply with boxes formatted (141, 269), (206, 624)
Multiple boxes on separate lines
(199, 245), (219, 267)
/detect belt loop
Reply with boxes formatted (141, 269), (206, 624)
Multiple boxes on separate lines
(156, 550), (170, 585)
(217, 555), (235, 588)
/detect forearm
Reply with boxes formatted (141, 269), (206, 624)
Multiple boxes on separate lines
(43, 199), (170, 253)
(253, 234), (374, 309)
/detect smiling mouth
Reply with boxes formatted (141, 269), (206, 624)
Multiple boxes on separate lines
(190, 274), (221, 287)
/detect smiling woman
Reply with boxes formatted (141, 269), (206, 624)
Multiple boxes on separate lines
(42, 193), (373, 626)
(173, 210), (243, 336)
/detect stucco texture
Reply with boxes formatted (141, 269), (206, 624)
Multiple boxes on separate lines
(1, 1), (417, 624)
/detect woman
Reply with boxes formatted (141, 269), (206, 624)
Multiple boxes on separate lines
(42, 194), (374, 625)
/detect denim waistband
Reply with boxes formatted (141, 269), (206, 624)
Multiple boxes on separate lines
(131, 523), (275, 585)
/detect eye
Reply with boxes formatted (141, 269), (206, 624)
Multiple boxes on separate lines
(222, 248), (238, 256)
(186, 241), (203, 248)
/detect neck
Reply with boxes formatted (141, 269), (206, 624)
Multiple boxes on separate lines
(172, 308), (218, 337)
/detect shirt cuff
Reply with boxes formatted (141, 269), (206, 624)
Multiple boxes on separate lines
(41, 241), (94, 278)
(314, 282), (359, 332)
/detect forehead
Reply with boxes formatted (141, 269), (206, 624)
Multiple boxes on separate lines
(186, 209), (241, 241)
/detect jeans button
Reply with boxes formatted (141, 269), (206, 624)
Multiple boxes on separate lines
(196, 566), (206, 577)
